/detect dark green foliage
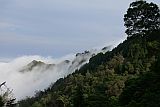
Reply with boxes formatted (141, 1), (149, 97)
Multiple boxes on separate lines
(18, 1), (160, 107)
(119, 57), (160, 107)
(18, 30), (160, 107)
(77, 52), (112, 75)
(85, 94), (108, 107)
(72, 83), (84, 107)
(0, 96), (4, 107)
(124, 0), (160, 37)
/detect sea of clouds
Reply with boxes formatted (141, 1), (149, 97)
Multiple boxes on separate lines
(0, 48), (109, 100)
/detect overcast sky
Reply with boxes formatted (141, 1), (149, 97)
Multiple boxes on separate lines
(0, 0), (159, 58)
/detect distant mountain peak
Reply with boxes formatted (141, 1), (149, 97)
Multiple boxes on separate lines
(19, 60), (55, 73)
(19, 46), (110, 74)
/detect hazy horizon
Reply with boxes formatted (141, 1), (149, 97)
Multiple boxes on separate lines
(0, 0), (159, 58)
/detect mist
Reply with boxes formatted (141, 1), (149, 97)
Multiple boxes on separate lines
(0, 47), (109, 100)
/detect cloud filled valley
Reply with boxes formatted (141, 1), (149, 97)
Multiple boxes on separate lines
(0, 47), (109, 100)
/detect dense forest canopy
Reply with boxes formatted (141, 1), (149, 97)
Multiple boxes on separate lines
(1, 0), (160, 107)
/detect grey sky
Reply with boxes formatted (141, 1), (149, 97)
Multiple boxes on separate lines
(0, 0), (159, 58)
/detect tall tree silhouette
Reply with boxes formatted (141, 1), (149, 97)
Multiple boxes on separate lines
(124, 0), (160, 37)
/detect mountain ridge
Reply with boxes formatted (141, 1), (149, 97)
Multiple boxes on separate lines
(18, 30), (160, 107)
(19, 47), (110, 74)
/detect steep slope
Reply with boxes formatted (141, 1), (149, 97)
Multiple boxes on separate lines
(18, 30), (160, 107)
(0, 47), (110, 100)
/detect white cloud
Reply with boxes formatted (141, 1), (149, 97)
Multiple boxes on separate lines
(0, 0), (159, 101)
(0, 46), (109, 100)
(0, 55), (71, 100)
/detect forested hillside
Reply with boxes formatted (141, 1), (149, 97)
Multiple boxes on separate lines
(1, 0), (160, 107)
(18, 29), (160, 107)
